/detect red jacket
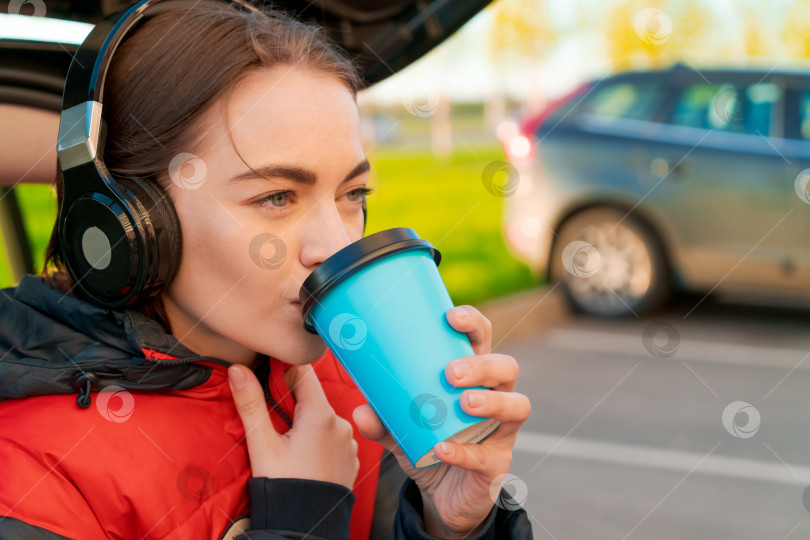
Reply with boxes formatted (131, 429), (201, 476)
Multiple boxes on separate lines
(0, 276), (394, 539)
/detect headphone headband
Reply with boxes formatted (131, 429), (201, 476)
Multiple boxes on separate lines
(62, 1), (159, 110)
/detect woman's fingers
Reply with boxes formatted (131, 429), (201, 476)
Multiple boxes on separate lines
(445, 353), (520, 392)
(352, 404), (396, 450)
(353, 404), (425, 476)
(433, 438), (513, 475)
(286, 364), (331, 415)
(352, 385), (530, 461)
(461, 389), (531, 425)
(228, 364), (280, 467)
(228, 363), (361, 488)
(456, 390), (531, 444)
(446, 305), (492, 356)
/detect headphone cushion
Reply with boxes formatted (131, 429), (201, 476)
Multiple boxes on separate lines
(119, 176), (183, 291)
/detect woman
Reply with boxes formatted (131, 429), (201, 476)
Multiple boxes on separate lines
(0, 2), (532, 539)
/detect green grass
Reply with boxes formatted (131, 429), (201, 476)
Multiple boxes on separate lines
(0, 221), (10, 287)
(0, 183), (56, 286)
(0, 144), (538, 306)
(364, 144), (536, 307)
(16, 183), (57, 270)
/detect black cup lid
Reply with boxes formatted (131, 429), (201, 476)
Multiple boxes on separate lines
(299, 227), (441, 334)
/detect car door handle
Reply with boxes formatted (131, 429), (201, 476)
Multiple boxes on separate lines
(650, 157), (693, 179)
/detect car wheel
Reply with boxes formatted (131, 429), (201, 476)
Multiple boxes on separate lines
(550, 207), (670, 317)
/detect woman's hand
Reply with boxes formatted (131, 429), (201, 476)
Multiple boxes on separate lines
(228, 363), (359, 490)
(353, 305), (531, 538)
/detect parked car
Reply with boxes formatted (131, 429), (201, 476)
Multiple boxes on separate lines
(500, 64), (810, 316)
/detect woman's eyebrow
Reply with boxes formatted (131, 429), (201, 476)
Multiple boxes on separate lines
(228, 159), (370, 185)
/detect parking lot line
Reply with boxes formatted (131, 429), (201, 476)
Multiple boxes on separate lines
(516, 430), (810, 485)
(544, 329), (810, 371)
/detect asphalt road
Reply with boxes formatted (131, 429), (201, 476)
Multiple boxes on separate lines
(497, 295), (810, 540)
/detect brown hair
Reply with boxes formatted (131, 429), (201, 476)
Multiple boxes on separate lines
(42, 1), (363, 332)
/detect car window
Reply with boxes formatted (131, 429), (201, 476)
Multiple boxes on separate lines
(17, 183), (56, 266)
(582, 81), (666, 123)
(668, 82), (779, 136)
(0, 184), (56, 287)
(797, 91), (810, 140)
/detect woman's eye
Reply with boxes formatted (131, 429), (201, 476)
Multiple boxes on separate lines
(347, 187), (373, 202)
(255, 186), (372, 212)
(258, 191), (291, 209)
(268, 192), (289, 207)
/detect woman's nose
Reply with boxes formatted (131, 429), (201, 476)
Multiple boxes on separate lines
(298, 206), (351, 268)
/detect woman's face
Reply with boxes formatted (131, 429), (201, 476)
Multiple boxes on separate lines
(161, 67), (369, 367)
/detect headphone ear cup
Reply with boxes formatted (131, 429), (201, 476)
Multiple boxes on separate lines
(118, 176), (183, 297)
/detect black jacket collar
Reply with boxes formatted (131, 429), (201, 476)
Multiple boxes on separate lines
(0, 275), (221, 404)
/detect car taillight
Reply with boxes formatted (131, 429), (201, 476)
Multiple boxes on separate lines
(497, 119), (535, 164)
(505, 133), (533, 161)
(502, 82), (591, 164)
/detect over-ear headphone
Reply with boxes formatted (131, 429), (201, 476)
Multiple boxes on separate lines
(56, 0), (367, 309)
(57, 0), (181, 309)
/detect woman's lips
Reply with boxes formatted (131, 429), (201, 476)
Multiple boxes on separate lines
(290, 301), (303, 315)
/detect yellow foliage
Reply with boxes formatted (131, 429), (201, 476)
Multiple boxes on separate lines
(783, 0), (810, 60)
(487, 0), (555, 64)
(484, 0), (810, 75)
(604, 0), (711, 71)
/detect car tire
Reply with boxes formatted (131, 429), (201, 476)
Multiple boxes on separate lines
(550, 207), (670, 317)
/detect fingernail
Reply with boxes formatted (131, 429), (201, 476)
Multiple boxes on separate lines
(436, 442), (453, 456)
(467, 392), (485, 408)
(228, 365), (246, 390)
(451, 363), (469, 380)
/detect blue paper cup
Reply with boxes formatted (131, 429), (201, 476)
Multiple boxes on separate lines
(300, 228), (500, 468)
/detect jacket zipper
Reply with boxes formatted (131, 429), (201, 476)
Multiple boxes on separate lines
(74, 354), (294, 429)
(150, 355), (233, 367)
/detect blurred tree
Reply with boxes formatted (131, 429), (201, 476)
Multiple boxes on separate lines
(733, 1), (786, 60)
(486, 0), (555, 114)
(602, 0), (711, 71)
(783, 0), (810, 60)
(488, 0), (554, 64)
